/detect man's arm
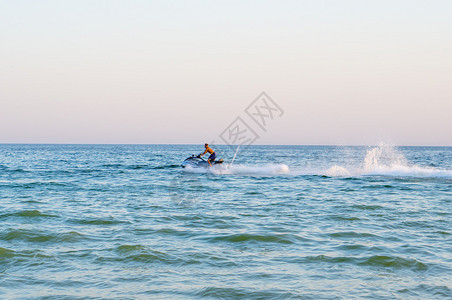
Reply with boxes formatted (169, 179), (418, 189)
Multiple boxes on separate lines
(199, 149), (207, 156)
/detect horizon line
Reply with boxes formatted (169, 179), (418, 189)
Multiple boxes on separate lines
(1, 143), (451, 147)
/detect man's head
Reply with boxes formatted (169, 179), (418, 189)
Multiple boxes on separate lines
(205, 143), (208, 148)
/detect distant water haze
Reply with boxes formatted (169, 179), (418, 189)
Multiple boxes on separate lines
(0, 0), (451, 145)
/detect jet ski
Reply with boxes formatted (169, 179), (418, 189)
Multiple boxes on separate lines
(181, 154), (224, 168)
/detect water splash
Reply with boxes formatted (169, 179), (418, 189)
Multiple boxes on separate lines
(324, 143), (452, 178)
(324, 165), (351, 177)
(363, 143), (407, 173)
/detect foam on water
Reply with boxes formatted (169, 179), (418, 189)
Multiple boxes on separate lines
(183, 163), (290, 176)
(324, 165), (352, 177)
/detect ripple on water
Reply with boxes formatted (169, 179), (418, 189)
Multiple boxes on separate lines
(326, 231), (380, 239)
(68, 217), (130, 226)
(0, 247), (57, 273)
(302, 254), (429, 271)
(205, 233), (300, 244)
(0, 229), (85, 243)
(0, 248), (54, 260)
(328, 215), (361, 221)
(408, 284), (452, 298)
(360, 255), (429, 270)
(96, 244), (201, 266)
(196, 287), (251, 298)
(351, 204), (384, 210)
(0, 210), (58, 219)
(196, 287), (300, 299)
(2, 181), (73, 189)
(0, 247), (14, 258)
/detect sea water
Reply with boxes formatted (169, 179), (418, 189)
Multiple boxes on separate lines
(0, 144), (451, 299)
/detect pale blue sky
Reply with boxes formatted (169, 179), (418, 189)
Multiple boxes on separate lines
(1, 0), (451, 145)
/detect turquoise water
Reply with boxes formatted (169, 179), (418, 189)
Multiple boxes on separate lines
(0, 144), (451, 299)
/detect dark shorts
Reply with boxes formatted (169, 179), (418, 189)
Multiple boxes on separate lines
(208, 152), (216, 161)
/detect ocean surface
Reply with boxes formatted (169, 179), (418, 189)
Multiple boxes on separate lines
(0, 144), (451, 299)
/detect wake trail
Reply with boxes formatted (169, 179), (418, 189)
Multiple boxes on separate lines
(182, 144), (451, 179)
(183, 163), (290, 176)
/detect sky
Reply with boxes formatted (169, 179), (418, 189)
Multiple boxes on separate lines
(0, 0), (451, 145)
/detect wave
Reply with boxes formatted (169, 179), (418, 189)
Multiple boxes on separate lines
(323, 144), (452, 179)
(100, 163), (180, 170)
(303, 254), (428, 270)
(0, 247), (14, 258)
(0, 229), (85, 243)
(0, 181), (74, 189)
(205, 233), (298, 244)
(151, 164), (180, 170)
(196, 287), (299, 299)
(2, 168), (28, 173)
(102, 244), (190, 265)
(128, 164), (178, 170)
(0, 210), (58, 219)
(69, 217), (130, 226)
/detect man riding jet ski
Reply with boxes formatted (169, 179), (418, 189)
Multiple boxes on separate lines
(181, 143), (224, 168)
